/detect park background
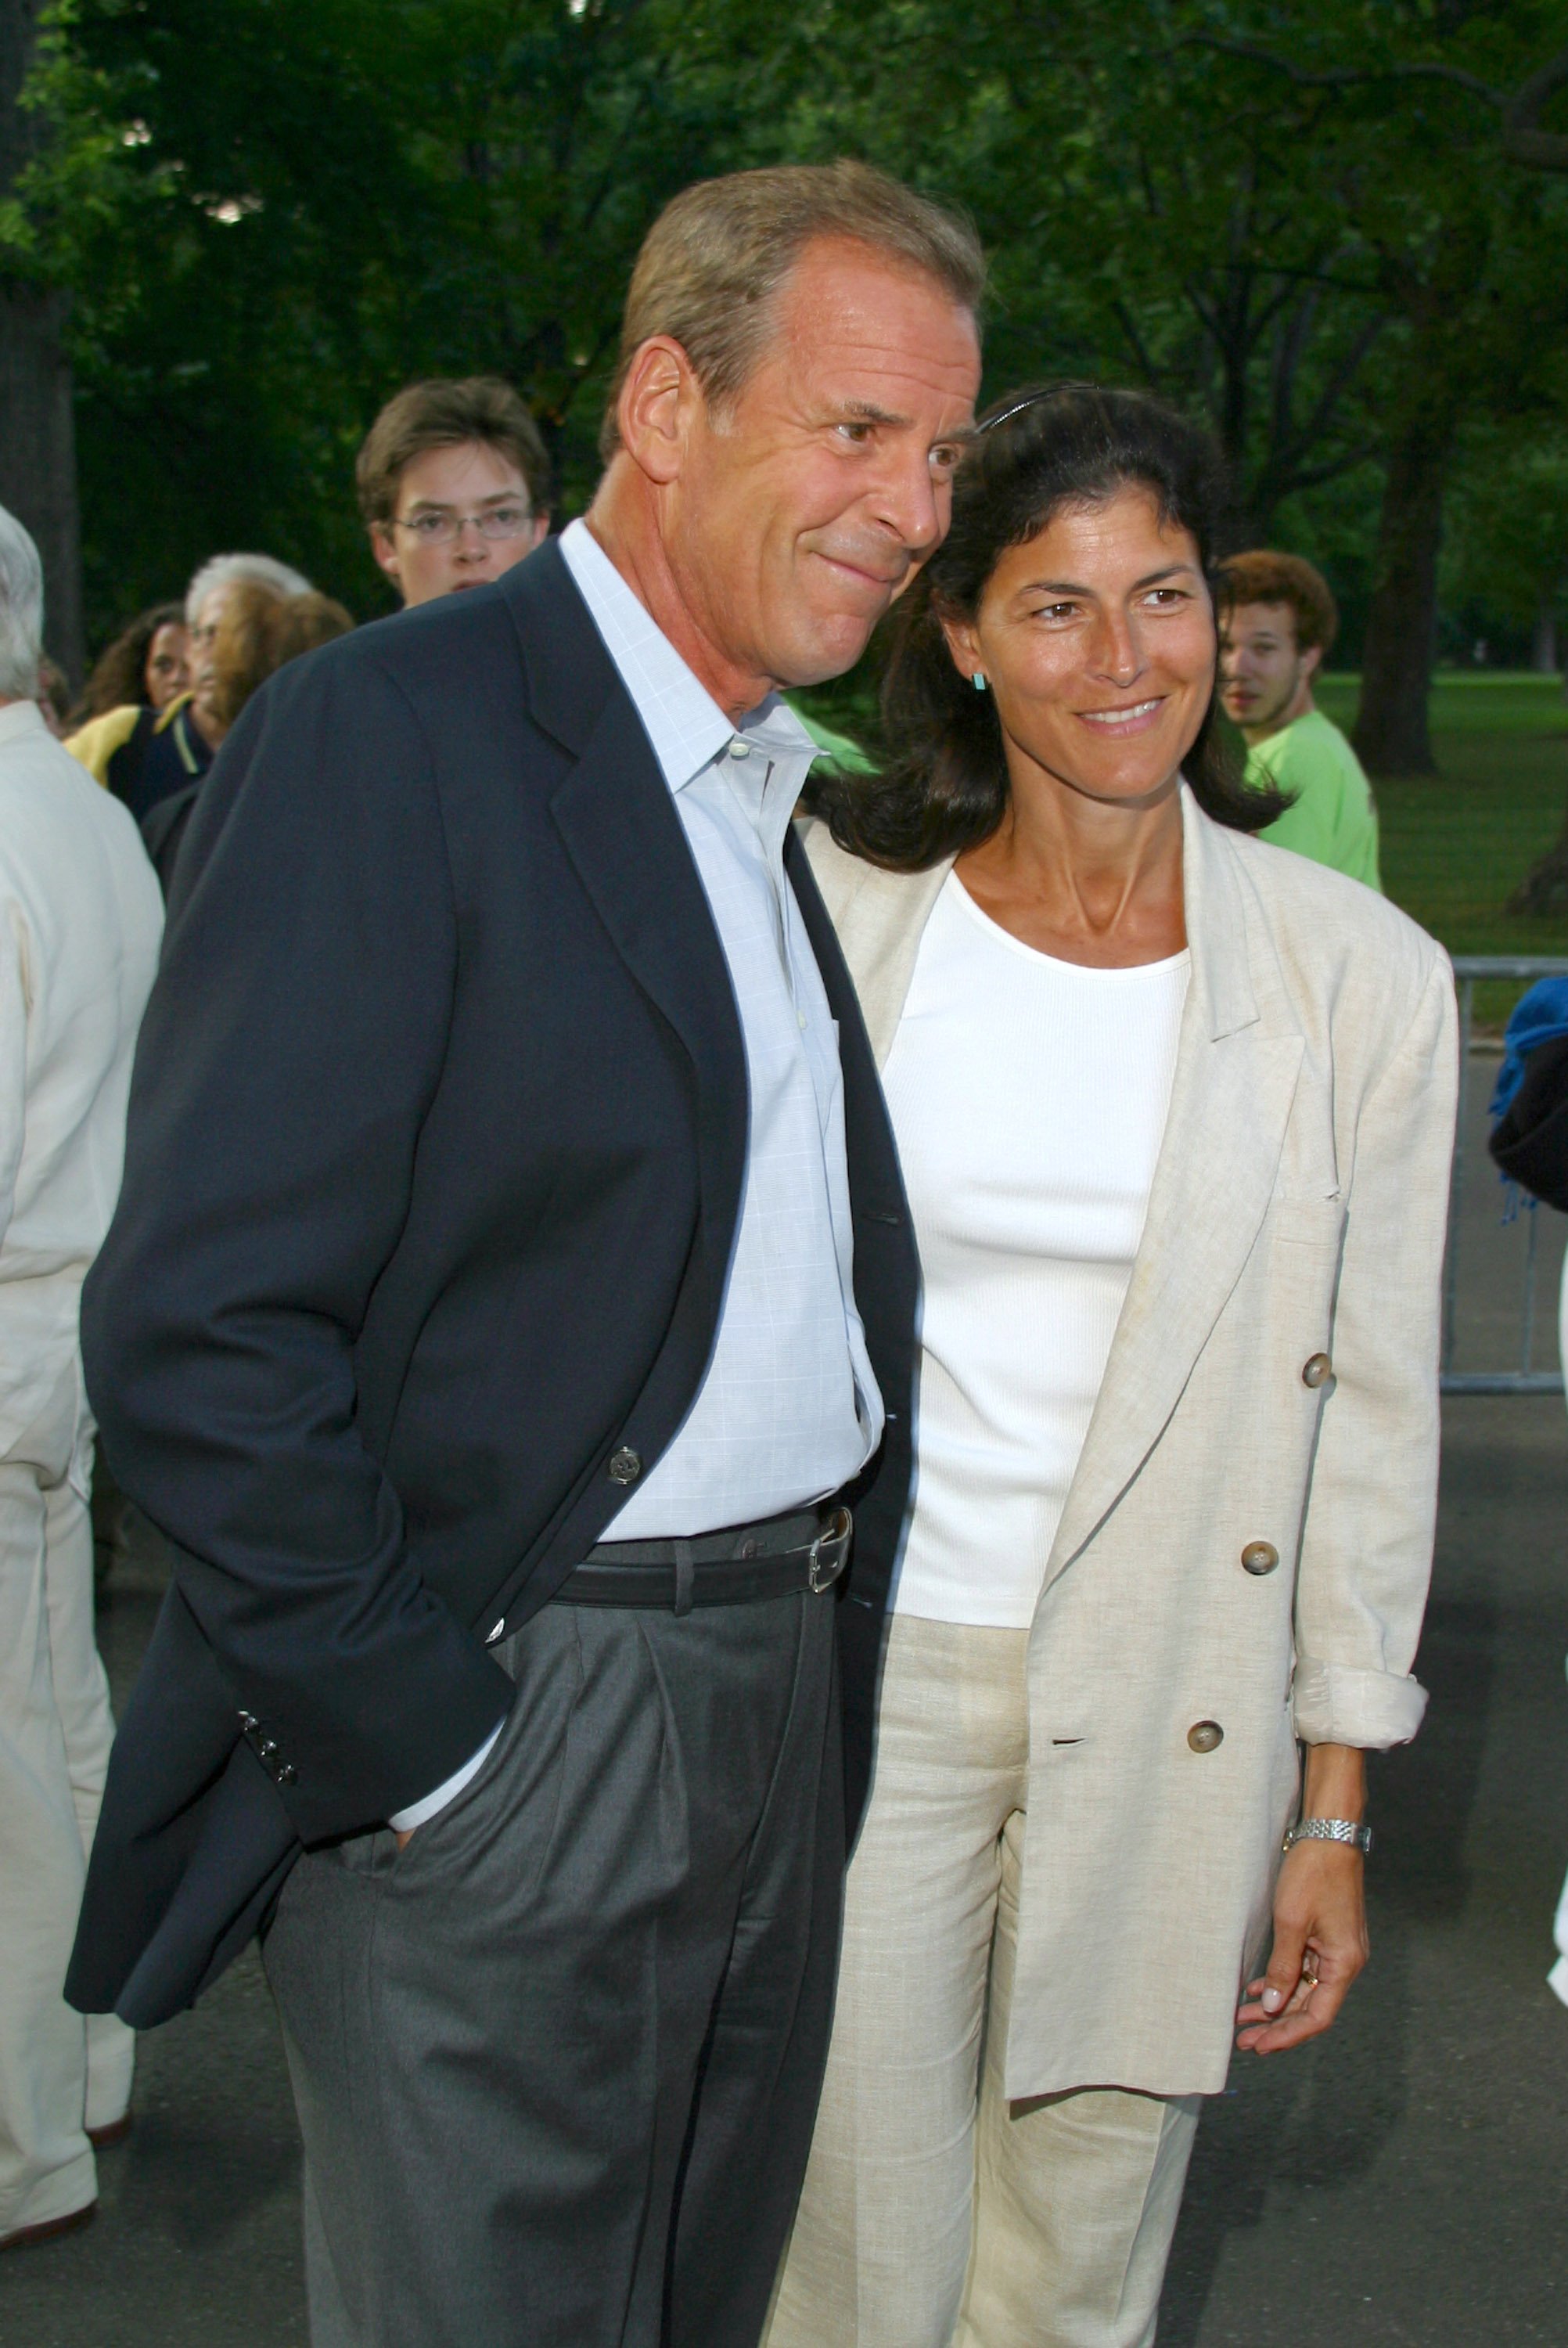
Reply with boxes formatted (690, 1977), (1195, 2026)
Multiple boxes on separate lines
(6, 2), (1568, 970)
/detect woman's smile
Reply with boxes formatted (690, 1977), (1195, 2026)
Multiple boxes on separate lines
(1074, 697), (1167, 733)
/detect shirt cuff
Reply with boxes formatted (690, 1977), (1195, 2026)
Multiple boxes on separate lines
(1292, 1656), (1429, 1750)
(387, 1720), (504, 1834)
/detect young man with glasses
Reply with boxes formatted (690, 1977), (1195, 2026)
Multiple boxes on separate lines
(359, 377), (552, 608)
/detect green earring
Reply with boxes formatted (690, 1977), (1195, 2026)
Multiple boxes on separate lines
(973, 672), (987, 692)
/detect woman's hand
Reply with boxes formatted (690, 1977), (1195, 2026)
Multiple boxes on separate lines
(1235, 1741), (1370, 2056)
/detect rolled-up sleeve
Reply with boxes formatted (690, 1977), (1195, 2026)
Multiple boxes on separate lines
(1292, 950), (1458, 1748)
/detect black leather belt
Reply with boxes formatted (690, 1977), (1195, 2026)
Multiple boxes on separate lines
(551, 1505), (851, 1615)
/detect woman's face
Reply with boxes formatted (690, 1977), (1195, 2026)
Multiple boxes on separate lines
(143, 621), (189, 708)
(944, 485), (1216, 812)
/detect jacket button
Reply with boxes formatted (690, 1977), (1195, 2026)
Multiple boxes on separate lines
(1302, 1352), (1332, 1388)
(1241, 1540), (1279, 1576)
(258, 1738), (279, 1760)
(276, 1763), (297, 1785)
(1188, 1720), (1225, 1753)
(608, 1446), (642, 1486)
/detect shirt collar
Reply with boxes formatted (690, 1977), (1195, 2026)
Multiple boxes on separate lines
(0, 700), (48, 751)
(557, 518), (816, 793)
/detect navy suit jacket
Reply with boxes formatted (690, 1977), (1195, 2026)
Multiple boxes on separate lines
(67, 543), (915, 2029)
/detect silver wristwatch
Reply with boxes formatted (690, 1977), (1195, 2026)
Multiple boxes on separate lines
(1283, 1817), (1372, 1856)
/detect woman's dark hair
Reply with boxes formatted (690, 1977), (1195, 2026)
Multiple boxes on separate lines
(77, 602), (186, 722)
(807, 382), (1289, 870)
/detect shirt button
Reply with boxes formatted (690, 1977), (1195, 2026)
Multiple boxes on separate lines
(728, 738), (751, 760)
(797, 1011), (807, 1030)
(1188, 1720), (1225, 1754)
(608, 1446), (642, 1486)
(1241, 1541), (1279, 1576)
(1302, 1352), (1333, 1388)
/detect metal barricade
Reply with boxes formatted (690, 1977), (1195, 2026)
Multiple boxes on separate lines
(1442, 955), (1568, 1396)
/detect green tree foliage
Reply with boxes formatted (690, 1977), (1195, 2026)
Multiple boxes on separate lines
(32, 0), (765, 628)
(13, 0), (1568, 791)
(1445, 428), (1568, 658)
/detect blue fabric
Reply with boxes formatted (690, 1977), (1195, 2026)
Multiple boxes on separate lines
(1490, 979), (1568, 1121)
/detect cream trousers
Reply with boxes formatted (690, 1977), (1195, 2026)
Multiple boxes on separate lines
(0, 1361), (134, 2237)
(768, 1613), (1199, 2348)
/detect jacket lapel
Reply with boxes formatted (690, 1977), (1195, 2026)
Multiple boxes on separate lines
(804, 790), (1306, 1590)
(503, 541), (750, 1244)
(800, 819), (951, 1069)
(1044, 798), (1303, 1582)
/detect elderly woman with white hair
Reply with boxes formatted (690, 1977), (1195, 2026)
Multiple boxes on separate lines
(67, 549), (311, 819)
(0, 505), (163, 2248)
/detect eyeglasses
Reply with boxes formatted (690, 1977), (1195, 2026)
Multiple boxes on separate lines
(391, 505), (535, 546)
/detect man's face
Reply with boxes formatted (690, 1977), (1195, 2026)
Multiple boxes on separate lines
(659, 239), (981, 692)
(371, 441), (548, 607)
(1218, 600), (1320, 740)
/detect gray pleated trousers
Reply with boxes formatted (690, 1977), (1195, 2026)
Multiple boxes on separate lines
(262, 1584), (843, 2348)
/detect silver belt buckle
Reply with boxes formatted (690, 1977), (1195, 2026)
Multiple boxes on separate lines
(807, 1506), (852, 1594)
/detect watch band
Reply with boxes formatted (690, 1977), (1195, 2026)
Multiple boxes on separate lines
(1284, 1817), (1372, 1856)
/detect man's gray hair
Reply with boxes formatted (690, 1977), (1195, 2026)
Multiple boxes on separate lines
(185, 551), (311, 627)
(0, 505), (45, 701)
(600, 159), (985, 460)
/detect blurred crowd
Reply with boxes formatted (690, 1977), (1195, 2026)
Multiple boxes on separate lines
(45, 376), (554, 897)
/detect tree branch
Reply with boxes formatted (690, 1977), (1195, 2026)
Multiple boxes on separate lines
(1165, 31), (1568, 174)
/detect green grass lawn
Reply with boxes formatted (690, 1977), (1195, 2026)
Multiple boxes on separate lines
(1319, 672), (1568, 740)
(1315, 672), (1568, 1024)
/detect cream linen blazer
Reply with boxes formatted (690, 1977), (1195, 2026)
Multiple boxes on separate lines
(804, 787), (1458, 2099)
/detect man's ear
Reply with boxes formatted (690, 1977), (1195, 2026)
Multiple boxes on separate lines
(1300, 641), (1324, 684)
(369, 524), (404, 593)
(616, 336), (703, 488)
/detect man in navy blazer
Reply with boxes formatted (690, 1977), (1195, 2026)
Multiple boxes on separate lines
(68, 162), (981, 2346)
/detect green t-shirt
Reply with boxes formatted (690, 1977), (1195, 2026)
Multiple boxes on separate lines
(1248, 708), (1382, 891)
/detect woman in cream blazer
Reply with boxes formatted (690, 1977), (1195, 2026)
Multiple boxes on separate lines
(768, 389), (1456, 2348)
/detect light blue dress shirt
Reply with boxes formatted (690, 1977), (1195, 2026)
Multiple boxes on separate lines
(388, 524), (883, 1832)
(558, 518), (882, 1537)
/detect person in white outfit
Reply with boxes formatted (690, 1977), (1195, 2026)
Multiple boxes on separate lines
(0, 508), (164, 2250)
(767, 386), (1456, 2348)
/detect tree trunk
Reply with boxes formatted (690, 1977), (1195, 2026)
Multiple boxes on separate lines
(1351, 422), (1448, 777)
(1534, 596), (1559, 675)
(0, 0), (83, 686)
